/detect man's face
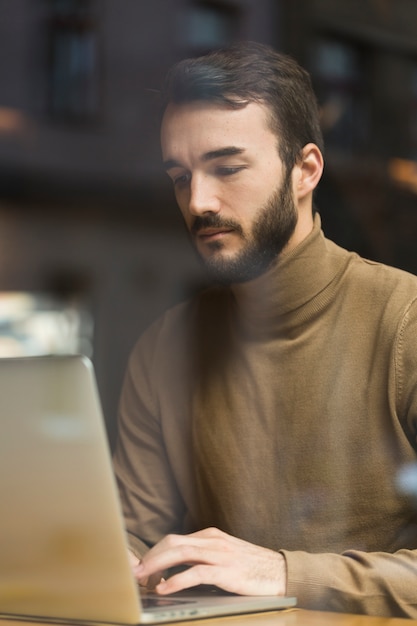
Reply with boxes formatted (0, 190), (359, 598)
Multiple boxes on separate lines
(160, 100), (298, 283)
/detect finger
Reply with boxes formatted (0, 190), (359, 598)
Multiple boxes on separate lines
(133, 565), (166, 590)
(138, 537), (217, 578)
(146, 573), (167, 591)
(155, 565), (218, 595)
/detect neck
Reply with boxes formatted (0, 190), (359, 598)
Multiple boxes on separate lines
(283, 206), (315, 256)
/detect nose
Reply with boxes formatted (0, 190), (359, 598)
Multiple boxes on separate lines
(188, 173), (220, 216)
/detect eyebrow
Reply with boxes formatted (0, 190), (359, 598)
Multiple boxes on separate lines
(202, 146), (245, 162)
(163, 146), (245, 171)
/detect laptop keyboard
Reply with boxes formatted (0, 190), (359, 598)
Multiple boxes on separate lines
(141, 596), (195, 610)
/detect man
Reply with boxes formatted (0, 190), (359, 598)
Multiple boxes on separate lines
(113, 42), (417, 617)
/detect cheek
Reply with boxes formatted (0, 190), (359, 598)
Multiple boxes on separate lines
(225, 184), (263, 218)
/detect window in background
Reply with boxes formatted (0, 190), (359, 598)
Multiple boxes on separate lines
(45, 0), (101, 122)
(311, 38), (369, 156)
(180, 0), (241, 54)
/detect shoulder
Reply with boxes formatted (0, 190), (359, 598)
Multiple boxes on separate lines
(328, 238), (417, 310)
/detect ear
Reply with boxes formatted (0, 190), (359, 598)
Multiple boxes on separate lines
(294, 143), (324, 200)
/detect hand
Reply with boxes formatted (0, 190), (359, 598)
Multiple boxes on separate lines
(128, 549), (140, 568)
(128, 549), (165, 591)
(133, 527), (287, 596)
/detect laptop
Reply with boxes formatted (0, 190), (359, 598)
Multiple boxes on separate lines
(0, 355), (296, 624)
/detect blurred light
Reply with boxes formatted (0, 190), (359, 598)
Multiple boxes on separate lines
(397, 463), (417, 500)
(0, 107), (30, 135)
(388, 158), (417, 194)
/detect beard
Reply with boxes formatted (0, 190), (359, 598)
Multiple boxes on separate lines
(190, 170), (297, 285)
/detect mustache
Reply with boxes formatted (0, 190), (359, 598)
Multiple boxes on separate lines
(191, 214), (244, 237)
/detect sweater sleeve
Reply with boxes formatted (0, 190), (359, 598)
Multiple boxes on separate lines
(395, 296), (417, 455)
(282, 548), (417, 617)
(282, 297), (417, 618)
(112, 320), (186, 558)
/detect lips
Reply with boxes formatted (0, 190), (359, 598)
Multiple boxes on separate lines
(196, 227), (234, 240)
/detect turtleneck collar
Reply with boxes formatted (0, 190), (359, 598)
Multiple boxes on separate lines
(230, 213), (351, 335)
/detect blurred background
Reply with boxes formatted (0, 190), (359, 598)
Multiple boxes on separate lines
(1, 0), (417, 446)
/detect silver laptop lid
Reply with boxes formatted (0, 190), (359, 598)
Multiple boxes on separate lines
(0, 355), (142, 624)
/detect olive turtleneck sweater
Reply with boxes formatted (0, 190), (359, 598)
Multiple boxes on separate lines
(114, 215), (417, 617)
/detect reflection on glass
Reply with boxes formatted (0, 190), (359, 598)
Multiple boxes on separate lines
(0, 292), (93, 358)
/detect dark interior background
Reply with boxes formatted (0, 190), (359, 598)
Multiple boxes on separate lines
(1, 0), (417, 446)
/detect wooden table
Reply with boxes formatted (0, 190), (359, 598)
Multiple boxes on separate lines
(1, 609), (416, 626)
(213, 609), (417, 626)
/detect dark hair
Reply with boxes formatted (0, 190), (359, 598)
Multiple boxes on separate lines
(161, 41), (324, 171)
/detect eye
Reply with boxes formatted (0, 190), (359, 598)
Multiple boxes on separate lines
(173, 172), (191, 187)
(216, 166), (246, 177)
